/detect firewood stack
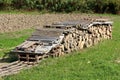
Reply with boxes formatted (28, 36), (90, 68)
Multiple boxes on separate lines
(12, 18), (113, 61)
(49, 18), (113, 56)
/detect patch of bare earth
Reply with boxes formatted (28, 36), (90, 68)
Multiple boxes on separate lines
(115, 58), (120, 63)
(0, 13), (108, 33)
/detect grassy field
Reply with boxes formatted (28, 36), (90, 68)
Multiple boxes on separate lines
(0, 14), (120, 80)
(0, 29), (34, 58)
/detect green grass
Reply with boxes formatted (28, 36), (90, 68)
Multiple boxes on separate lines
(0, 14), (120, 80)
(0, 29), (34, 57)
(0, 10), (52, 15)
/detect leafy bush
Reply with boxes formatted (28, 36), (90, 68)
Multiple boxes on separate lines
(0, 0), (12, 10)
(0, 0), (5, 10)
(0, 0), (120, 14)
(86, 0), (120, 14)
(11, 0), (36, 10)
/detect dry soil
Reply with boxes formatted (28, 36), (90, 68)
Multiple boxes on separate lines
(0, 13), (104, 33)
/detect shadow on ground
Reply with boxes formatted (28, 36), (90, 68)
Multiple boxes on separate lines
(0, 52), (18, 64)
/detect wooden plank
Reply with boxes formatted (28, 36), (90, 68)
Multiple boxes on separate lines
(22, 41), (36, 48)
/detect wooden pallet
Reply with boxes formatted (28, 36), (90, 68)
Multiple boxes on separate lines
(17, 53), (49, 62)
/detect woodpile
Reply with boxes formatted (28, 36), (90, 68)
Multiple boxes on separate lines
(49, 20), (112, 57)
(12, 18), (113, 61)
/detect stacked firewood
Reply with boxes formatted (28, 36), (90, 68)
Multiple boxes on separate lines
(50, 24), (112, 57)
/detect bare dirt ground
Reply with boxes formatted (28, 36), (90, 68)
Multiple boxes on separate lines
(0, 13), (104, 33)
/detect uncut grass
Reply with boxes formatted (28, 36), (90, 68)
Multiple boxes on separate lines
(0, 29), (34, 57)
(2, 14), (120, 80)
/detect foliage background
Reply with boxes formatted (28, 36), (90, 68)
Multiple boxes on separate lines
(0, 0), (120, 14)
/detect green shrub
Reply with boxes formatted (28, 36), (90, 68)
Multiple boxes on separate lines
(0, 0), (5, 10)
(86, 0), (120, 14)
(0, 0), (120, 14)
(0, 0), (12, 10)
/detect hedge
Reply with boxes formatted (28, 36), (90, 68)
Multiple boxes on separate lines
(0, 0), (120, 14)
